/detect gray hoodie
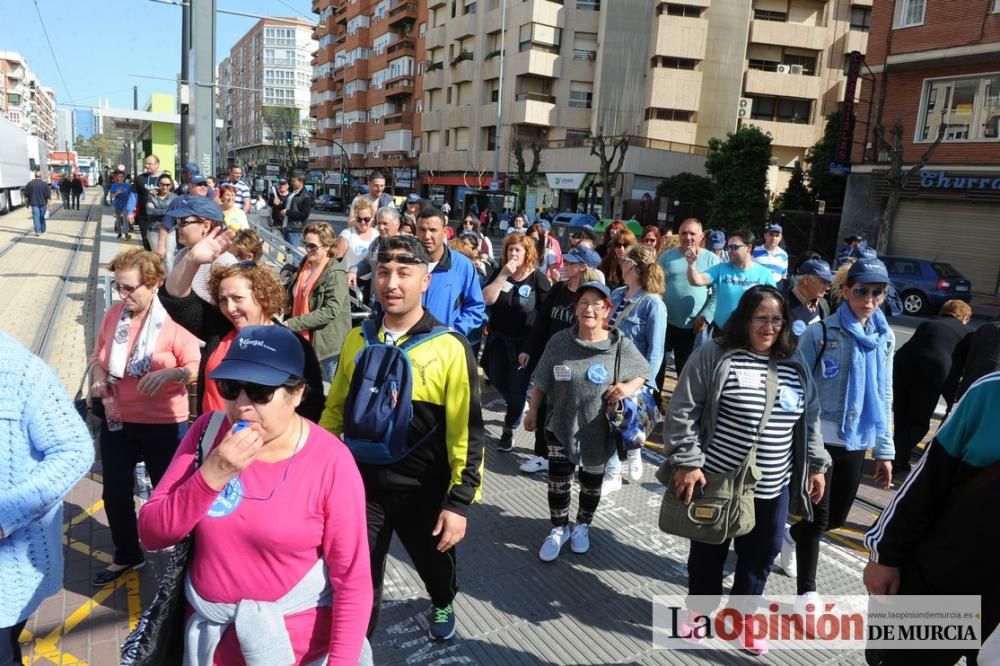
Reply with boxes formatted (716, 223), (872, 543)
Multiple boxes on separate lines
(660, 340), (831, 519)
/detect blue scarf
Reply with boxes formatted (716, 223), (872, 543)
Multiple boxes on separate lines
(837, 301), (891, 449)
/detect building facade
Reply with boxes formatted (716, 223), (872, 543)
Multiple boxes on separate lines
(218, 17), (316, 184)
(0, 51), (56, 153)
(55, 106), (74, 152)
(310, 0), (424, 198)
(841, 0), (1000, 296)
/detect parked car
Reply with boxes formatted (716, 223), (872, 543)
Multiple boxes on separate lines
(315, 193), (344, 212)
(881, 255), (972, 315)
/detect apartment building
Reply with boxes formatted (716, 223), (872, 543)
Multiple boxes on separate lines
(0, 51), (56, 153)
(418, 0), (870, 216)
(840, 0), (1000, 296)
(310, 0), (424, 197)
(218, 18), (316, 181)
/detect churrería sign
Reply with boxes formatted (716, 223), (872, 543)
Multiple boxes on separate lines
(920, 171), (1000, 191)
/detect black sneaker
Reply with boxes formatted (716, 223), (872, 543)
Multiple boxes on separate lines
(93, 560), (145, 587)
(428, 603), (456, 641)
(497, 430), (513, 452)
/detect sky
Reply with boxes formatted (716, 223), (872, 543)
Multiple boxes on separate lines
(1, 0), (314, 114)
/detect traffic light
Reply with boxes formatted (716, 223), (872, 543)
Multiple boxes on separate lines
(285, 131), (293, 146)
(343, 173), (349, 185)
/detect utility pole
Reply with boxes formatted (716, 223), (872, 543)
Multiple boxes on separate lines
(179, 0), (190, 167)
(190, 0), (217, 178)
(490, 0), (507, 187)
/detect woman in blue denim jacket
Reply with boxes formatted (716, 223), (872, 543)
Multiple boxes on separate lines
(603, 245), (667, 493)
(781, 258), (895, 609)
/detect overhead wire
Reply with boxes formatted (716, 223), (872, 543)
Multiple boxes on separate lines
(31, 0), (75, 105)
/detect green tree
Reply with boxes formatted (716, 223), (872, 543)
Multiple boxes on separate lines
(805, 111), (847, 211)
(772, 161), (813, 212)
(705, 126), (772, 230)
(74, 133), (118, 164)
(262, 106), (309, 173)
(656, 172), (713, 208)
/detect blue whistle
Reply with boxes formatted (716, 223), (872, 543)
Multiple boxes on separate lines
(232, 420), (250, 433)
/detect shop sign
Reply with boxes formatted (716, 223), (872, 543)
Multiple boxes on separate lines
(920, 171), (1000, 191)
(546, 172), (587, 190)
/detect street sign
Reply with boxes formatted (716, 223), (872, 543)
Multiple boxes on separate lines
(488, 181), (500, 192)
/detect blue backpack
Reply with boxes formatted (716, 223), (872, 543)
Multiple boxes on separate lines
(342, 320), (451, 464)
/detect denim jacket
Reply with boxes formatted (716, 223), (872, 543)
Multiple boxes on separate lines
(610, 287), (667, 387)
(793, 310), (895, 459)
(662, 341), (830, 519)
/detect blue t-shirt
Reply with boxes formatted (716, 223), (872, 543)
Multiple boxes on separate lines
(706, 262), (777, 329)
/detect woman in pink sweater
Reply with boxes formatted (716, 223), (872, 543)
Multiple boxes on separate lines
(138, 326), (371, 665)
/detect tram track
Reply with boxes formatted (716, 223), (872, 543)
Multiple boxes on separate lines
(0, 202), (69, 261)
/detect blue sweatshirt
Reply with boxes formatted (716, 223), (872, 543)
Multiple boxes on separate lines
(423, 246), (486, 339)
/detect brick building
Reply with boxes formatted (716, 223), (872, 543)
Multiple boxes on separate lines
(0, 51), (56, 153)
(841, 0), (1000, 296)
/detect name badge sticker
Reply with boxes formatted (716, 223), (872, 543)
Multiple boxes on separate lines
(517, 284), (532, 299)
(735, 369), (763, 389)
(500, 282), (514, 293)
(553, 365), (572, 381)
(207, 477), (243, 518)
(587, 363), (609, 384)
(779, 386), (803, 411)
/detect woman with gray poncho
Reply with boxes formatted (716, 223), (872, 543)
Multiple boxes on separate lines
(524, 281), (649, 562)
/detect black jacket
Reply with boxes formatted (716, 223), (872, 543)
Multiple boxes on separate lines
(945, 320), (1000, 404)
(133, 172), (160, 220)
(23, 178), (50, 206)
(284, 188), (313, 231)
(894, 315), (970, 388)
(70, 178), (84, 195)
(158, 289), (326, 421)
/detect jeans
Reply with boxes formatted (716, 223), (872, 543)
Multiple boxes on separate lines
(283, 230), (302, 249)
(30, 205), (46, 234)
(366, 478), (456, 637)
(657, 325), (696, 390)
(71, 193), (81, 209)
(788, 444), (867, 594)
(482, 335), (531, 431)
(320, 354), (340, 383)
(687, 485), (789, 612)
(114, 210), (131, 236)
(0, 620), (27, 666)
(99, 420), (189, 564)
(60, 192), (70, 207)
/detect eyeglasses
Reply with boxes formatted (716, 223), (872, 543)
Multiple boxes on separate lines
(158, 182), (172, 187)
(236, 260), (257, 269)
(851, 286), (886, 299)
(577, 300), (607, 311)
(377, 251), (425, 265)
(303, 242), (320, 251)
(613, 242), (630, 249)
(357, 216), (372, 224)
(751, 316), (785, 328)
(176, 217), (202, 228)
(111, 280), (142, 296)
(725, 244), (747, 251)
(642, 237), (658, 245)
(216, 379), (287, 404)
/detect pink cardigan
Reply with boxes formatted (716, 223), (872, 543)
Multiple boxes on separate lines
(138, 413), (371, 665)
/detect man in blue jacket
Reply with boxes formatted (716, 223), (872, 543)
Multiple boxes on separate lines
(415, 208), (486, 340)
(23, 171), (50, 236)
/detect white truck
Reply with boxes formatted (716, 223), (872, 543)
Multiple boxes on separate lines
(0, 115), (41, 215)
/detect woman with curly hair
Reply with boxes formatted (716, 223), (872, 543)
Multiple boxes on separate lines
(160, 228), (326, 419)
(599, 228), (638, 291)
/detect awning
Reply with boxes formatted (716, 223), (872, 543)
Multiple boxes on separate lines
(424, 175), (497, 187)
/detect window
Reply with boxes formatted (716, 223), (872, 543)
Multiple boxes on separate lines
(894, 0), (925, 27)
(569, 81), (593, 108)
(753, 9), (787, 22)
(918, 74), (1000, 142)
(750, 95), (811, 123)
(660, 3), (703, 17)
(519, 22), (562, 53)
(645, 107), (696, 122)
(484, 126), (497, 151)
(651, 56), (698, 70)
(850, 6), (871, 32)
(263, 27), (295, 46)
(565, 129), (589, 146)
(577, 0), (600, 9)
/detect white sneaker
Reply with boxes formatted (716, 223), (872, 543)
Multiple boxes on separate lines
(601, 473), (622, 495)
(626, 449), (643, 482)
(570, 523), (590, 553)
(778, 525), (797, 577)
(519, 456), (549, 473)
(794, 591), (822, 616)
(539, 525), (571, 562)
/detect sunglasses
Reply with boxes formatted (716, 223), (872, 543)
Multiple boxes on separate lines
(304, 242), (320, 251)
(377, 251), (425, 265)
(613, 242), (630, 249)
(357, 216), (372, 224)
(111, 280), (141, 296)
(851, 286), (886, 299)
(158, 182), (173, 187)
(176, 217), (202, 228)
(216, 379), (291, 404)
(725, 243), (747, 251)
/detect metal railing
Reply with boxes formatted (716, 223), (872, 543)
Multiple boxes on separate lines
(249, 214), (305, 267)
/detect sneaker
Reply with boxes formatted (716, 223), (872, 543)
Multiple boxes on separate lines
(539, 525), (571, 562)
(116, 232), (122, 238)
(570, 523), (590, 554)
(428, 603), (456, 641)
(601, 473), (622, 495)
(497, 429), (513, 452)
(93, 560), (145, 587)
(519, 456), (548, 473)
(794, 591), (822, 617)
(777, 525), (796, 577)
(626, 448), (643, 482)
(125, 233), (132, 240)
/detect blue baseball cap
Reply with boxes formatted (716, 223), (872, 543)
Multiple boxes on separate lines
(209, 326), (305, 386)
(165, 195), (223, 223)
(797, 258), (833, 282)
(765, 223), (783, 234)
(405, 193), (423, 205)
(848, 258), (891, 284)
(563, 246), (601, 268)
(533, 220), (551, 232)
(181, 162), (200, 175)
(577, 280), (611, 300)
(189, 174), (208, 185)
(707, 230), (726, 250)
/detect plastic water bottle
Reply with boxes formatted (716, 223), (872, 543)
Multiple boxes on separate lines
(135, 462), (153, 503)
(102, 393), (123, 431)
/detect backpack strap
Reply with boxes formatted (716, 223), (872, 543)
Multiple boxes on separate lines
(812, 320), (828, 374)
(360, 318), (380, 346)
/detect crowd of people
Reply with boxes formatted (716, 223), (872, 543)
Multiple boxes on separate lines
(3, 160), (998, 666)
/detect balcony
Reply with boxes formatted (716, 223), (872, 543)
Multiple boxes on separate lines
(422, 109), (443, 131)
(426, 24), (447, 49)
(653, 15), (708, 60)
(482, 56), (500, 80)
(642, 119), (698, 144)
(744, 119), (820, 148)
(744, 68), (820, 101)
(445, 106), (473, 128)
(649, 69), (703, 110)
(845, 29), (868, 56)
(386, 38), (416, 57)
(511, 93), (557, 126)
(428, 0), (446, 7)
(453, 12), (476, 40)
(423, 67), (444, 90)
(384, 76), (415, 98)
(388, 0), (418, 28)
(451, 59), (475, 83)
(312, 0), (322, 13)
(508, 49), (560, 79)
(558, 106), (591, 129)
(382, 129), (413, 153)
(344, 59), (369, 81)
(383, 111), (414, 127)
(749, 19), (827, 51)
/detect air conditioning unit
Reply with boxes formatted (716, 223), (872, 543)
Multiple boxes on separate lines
(789, 64), (804, 75)
(737, 96), (752, 119)
(776, 64), (791, 74)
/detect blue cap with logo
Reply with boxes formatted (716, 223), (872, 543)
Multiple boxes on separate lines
(165, 195), (223, 222)
(848, 258), (891, 284)
(797, 258), (833, 282)
(209, 325), (305, 386)
(577, 280), (611, 300)
(563, 246), (601, 268)
(189, 174), (208, 185)
(707, 230), (726, 250)
(765, 223), (783, 234)
(405, 193), (423, 205)
(181, 162), (200, 175)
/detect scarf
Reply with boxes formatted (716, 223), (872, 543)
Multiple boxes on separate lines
(291, 260), (327, 342)
(107, 296), (167, 380)
(837, 301), (891, 449)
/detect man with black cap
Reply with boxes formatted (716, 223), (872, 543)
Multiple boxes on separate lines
(786, 258), (833, 337)
(836, 234), (864, 268)
(175, 162), (200, 195)
(320, 233), (484, 643)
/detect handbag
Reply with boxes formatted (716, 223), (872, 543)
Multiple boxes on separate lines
(605, 338), (663, 450)
(121, 412), (226, 666)
(655, 356), (778, 545)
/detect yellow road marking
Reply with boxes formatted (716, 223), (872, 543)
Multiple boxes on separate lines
(64, 500), (104, 530)
(30, 576), (127, 664)
(125, 571), (142, 631)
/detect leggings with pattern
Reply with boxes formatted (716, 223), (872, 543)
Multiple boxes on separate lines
(546, 430), (606, 527)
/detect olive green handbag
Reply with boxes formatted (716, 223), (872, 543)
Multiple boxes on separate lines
(656, 357), (778, 545)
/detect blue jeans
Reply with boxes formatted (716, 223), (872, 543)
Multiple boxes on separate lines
(282, 230), (302, 249)
(320, 354), (340, 383)
(686, 484), (789, 612)
(31, 205), (46, 233)
(483, 335), (531, 431)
